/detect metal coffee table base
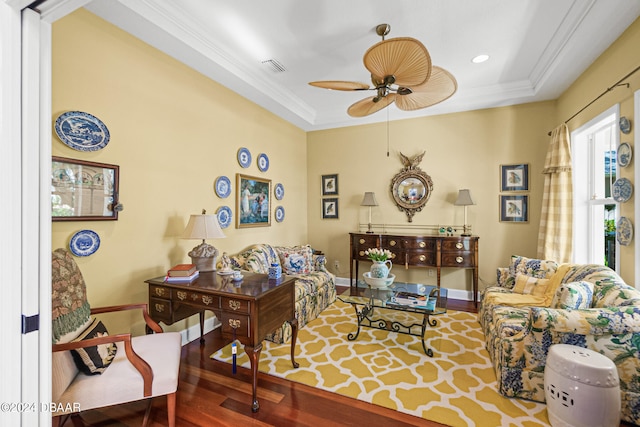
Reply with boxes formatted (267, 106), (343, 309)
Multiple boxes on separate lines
(345, 303), (437, 357)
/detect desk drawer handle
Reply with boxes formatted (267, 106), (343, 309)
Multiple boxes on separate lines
(359, 238), (365, 244)
(456, 242), (463, 249)
(202, 295), (213, 305)
(229, 300), (241, 311)
(177, 291), (187, 301)
(359, 250), (365, 257)
(390, 240), (397, 246)
(228, 319), (241, 329)
(419, 241), (426, 248)
(154, 288), (166, 297)
(419, 255), (426, 262)
(154, 303), (165, 313)
(456, 256), (464, 263)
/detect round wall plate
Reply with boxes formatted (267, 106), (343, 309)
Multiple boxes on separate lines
(257, 153), (269, 172)
(274, 183), (284, 200)
(55, 111), (110, 151)
(216, 206), (232, 228)
(620, 116), (631, 134)
(237, 147), (251, 168)
(617, 216), (633, 246)
(214, 176), (231, 198)
(618, 142), (632, 168)
(69, 230), (100, 256)
(275, 206), (285, 222)
(612, 177), (633, 202)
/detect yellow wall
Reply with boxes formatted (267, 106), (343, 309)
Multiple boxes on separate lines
(52, 9), (308, 334)
(308, 103), (556, 292)
(556, 18), (640, 283)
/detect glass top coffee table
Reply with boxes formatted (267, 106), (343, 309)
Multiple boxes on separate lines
(338, 282), (447, 356)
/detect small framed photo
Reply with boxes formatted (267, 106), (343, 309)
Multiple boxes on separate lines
(500, 164), (529, 192)
(322, 198), (339, 219)
(499, 195), (528, 223)
(321, 174), (338, 196)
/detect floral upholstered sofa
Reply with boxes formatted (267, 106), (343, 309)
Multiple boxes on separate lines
(479, 256), (640, 424)
(228, 244), (336, 344)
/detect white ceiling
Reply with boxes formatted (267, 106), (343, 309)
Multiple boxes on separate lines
(82, 0), (640, 131)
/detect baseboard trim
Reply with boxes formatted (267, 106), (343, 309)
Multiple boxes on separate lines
(335, 276), (475, 302)
(179, 316), (221, 346)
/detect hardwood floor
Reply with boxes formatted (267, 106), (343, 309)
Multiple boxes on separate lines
(57, 296), (635, 427)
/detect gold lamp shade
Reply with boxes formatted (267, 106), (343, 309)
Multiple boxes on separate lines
(364, 37), (431, 87)
(395, 66), (458, 111)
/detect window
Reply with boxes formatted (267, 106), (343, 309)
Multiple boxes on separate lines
(571, 106), (619, 270)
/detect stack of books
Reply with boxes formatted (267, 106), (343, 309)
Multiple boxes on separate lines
(388, 291), (437, 310)
(165, 264), (199, 282)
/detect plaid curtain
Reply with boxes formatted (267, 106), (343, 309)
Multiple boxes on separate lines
(537, 124), (573, 262)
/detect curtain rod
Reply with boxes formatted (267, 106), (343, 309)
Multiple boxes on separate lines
(547, 64), (640, 136)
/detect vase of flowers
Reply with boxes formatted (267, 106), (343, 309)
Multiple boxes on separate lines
(364, 248), (393, 278)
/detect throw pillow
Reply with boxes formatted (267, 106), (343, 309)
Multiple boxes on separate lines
(278, 245), (313, 275)
(512, 274), (550, 297)
(551, 281), (594, 309)
(70, 318), (117, 375)
(508, 256), (559, 281)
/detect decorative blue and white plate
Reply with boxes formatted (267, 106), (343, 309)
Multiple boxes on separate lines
(237, 147), (251, 168)
(274, 183), (284, 200)
(55, 111), (110, 151)
(257, 153), (269, 172)
(612, 177), (633, 202)
(620, 116), (632, 134)
(617, 216), (633, 246)
(618, 142), (632, 168)
(275, 206), (285, 223)
(69, 230), (100, 257)
(214, 176), (231, 198)
(216, 206), (232, 229)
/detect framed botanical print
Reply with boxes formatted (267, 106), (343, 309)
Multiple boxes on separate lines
(500, 164), (529, 192)
(236, 173), (271, 228)
(499, 195), (528, 223)
(321, 174), (338, 196)
(322, 198), (339, 219)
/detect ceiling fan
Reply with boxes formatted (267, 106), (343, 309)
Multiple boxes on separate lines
(309, 24), (457, 117)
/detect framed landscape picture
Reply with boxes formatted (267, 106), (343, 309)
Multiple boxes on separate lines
(500, 163), (529, 192)
(236, 173), (271, 228)
(321, 174), (338, 196)
(499, 195), (528, 223)
(322, 198), (339, 219)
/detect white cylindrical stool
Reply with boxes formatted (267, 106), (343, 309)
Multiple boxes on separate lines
(544, 344), (620, 427)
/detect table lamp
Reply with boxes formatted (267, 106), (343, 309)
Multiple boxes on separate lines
(182, 209), (226, 272)
(361, 192), (379, 234)
(454, 189), (475, 236)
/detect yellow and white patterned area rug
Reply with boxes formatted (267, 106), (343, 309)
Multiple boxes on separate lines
(212, 300), (550, 427)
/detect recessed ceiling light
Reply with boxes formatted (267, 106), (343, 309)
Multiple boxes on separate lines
(472, 54), (489, 64)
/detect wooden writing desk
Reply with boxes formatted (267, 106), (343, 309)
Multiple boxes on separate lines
(145, 271), (298, 412)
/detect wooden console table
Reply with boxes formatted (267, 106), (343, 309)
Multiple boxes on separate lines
(349, 232), (479, 305)
(145, 271), (298, 412)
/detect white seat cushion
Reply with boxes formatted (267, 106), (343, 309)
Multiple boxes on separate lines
(54, 332), (181, 414)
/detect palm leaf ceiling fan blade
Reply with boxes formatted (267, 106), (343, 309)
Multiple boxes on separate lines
(308, 81), (370, 91)
(364, 37), (432, 87)
(395, 66), (457, 111)
(347, 94), (397, 117)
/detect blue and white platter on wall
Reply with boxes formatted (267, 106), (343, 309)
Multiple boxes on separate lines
(55, 111), (110, 151)
(214, 176), (231, 198)
(617, 217), (633, 246)
(274, 183), (284, 200)
(216, 206), (232, 229)
(257, 153), (269, 172)
(275, 206), (285, 222)
(237, 147), (251, 168)
(612, 177), (633, 202)
(69, 230), (100, 257)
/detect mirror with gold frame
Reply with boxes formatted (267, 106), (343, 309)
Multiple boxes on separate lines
(390, 152), (433, 222)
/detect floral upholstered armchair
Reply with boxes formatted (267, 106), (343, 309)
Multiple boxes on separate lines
(479, 256), (640, 425)
(229, 244), (336, 344)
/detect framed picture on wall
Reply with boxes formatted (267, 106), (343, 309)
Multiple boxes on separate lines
(499, 195), (528, 223)
(236, 173), (271, 228)
(321, 174), (338, 196)
(500, 164), (529, 192)
(322, 198), (339, 219)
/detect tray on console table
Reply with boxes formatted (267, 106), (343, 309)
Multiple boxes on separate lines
(349, 232), (479, 305)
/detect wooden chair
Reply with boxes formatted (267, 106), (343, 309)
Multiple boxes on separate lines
(51, 248), (181, 426)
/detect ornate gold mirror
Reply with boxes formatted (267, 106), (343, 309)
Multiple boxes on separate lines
(390, 152), (433, 222)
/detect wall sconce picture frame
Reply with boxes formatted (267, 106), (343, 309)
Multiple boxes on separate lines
(51, 156), (120, 221)
(499, 195), (528, 223)
(322, 198), (339, 219)
(236, 173), (271, 228)
(500, 163), (529, 192)
(321, 174), (338, 196)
